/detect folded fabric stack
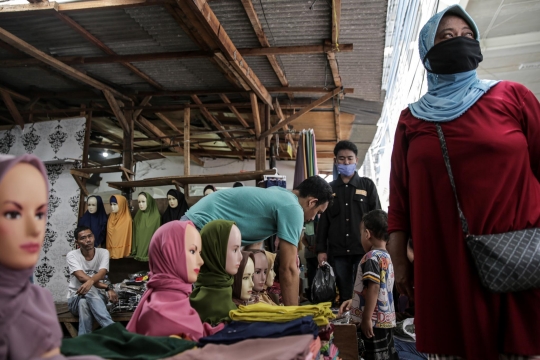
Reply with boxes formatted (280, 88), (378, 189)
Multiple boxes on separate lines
(229, 302), (336, 326)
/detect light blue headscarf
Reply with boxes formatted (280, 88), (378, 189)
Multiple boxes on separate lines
(409, 5), (500, 122)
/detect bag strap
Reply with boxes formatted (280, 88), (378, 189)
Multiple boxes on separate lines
(435, 123), (471, 236)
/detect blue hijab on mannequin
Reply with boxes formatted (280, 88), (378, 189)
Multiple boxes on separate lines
(408, 5), (499, 122)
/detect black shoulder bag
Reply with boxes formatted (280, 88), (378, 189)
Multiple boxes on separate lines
(436, 123), (540, 292)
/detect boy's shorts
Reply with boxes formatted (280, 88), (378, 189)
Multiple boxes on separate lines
(358, 328), (399, 360)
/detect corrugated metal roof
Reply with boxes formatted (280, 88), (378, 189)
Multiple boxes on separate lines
(278, 54), (328, 87)
(0, 66), (85, 93)
(210, 0), (261, 48)
(244, 56), (282, 87)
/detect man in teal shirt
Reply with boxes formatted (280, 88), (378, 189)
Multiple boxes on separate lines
(183, 176), (333, 305)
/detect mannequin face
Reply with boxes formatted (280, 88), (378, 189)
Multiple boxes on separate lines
(225, 225), (243, 275)
(266, 261), (276, 287)
(0, 163), (47, 270)
(240, 258), (255, 300)
(168, 195), (178, 209)
(252, 252), (268, 292)
(87, 197), (98, 214)
(185, 225), (204, 283)
(138, 194), (147, 211)
(110, 202), (119, 213)
(203, 188), (214, 197)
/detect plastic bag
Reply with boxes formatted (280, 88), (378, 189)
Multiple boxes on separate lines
(311, 261), (336, 304)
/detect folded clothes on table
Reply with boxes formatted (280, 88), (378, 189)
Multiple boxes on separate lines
(198, 316), (318, 346)
(229, 302), (335, 326)
(61, 323), (196, 360)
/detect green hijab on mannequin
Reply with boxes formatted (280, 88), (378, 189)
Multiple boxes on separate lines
(190, 219), (237, 325)
(132, 192), (161, 262)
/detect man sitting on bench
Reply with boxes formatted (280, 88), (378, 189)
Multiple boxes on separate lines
(67, 226), (118, 335)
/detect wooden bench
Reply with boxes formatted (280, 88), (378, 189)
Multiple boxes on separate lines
(56, 303), (133, 338)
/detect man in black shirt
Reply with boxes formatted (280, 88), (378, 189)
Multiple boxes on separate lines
(316, 141), (381, 304)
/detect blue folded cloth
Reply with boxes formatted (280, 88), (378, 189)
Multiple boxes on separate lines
(198, 316), (318, 346)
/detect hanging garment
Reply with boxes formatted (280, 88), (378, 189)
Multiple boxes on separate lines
(106, 194), (132, 259)
(232, 251), (255, 306)
(190, 220), (237, 325)
(78, 195), (108, 247)
(161, 189), (189, 225)
(132, 192), (161, 262)
(126, 221), (224, 341)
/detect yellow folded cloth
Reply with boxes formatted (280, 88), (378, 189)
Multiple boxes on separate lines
(229, 302), (335, 326)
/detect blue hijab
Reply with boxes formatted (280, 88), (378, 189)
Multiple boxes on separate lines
(78, 195), (108, 247)
(409, 5), (499, 122)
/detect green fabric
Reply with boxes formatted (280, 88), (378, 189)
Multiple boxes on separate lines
(132, 192), (161, 261)
(186, 187), (304, 246)
(61, 323), (196, 359)
(190, 219), (237, 325)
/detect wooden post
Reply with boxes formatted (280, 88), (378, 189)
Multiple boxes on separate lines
(334, 105), (341, 141)
(78, 107), (91, 219)
(250, 92), (261, 138)
(184, 107), (191, 176)
(255, 139), (266, 171)
(264, 103), (271, 148)
(122, 109), (134, 203)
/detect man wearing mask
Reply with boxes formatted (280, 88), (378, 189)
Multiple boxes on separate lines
(316, 141), (381, 304)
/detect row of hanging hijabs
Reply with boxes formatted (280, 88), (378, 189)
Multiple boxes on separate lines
(293, 129), (319, 188)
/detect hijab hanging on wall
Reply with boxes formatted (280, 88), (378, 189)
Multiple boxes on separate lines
(190, 220), (237, 325)
(78, 195), (108, 247)
(161, 189), (189, 225)
(408, 5), (500, 122)
(126, 221), (223, 340)
(232, 251), (255, 306)
(132, 192), (161, 262)
(106, 194), (132, 259)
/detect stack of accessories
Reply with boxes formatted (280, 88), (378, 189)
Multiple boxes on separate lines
(318, 324), (340, 360)
(109, 271), (150, 313)
(229, 302), (335, 326)
(61, 323), (196, 360)
(198, 316), (318, 346)
(330, 310), (351, 325)
(160, 334), (316, 360)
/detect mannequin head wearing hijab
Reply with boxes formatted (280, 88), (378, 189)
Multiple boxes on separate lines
(138, 192), (147, 211)
(250, 250), (268, 292)
(0, 156), (48, 270)
(203, 185), (216, 197)
(232, 251), (255, 302)
(226, 224), (243, 275)
(110, 197), (119, 213)
(185, 225), (204, 283)
(168, 194), (179, 208)
(87, 196), (98, 214)
(265, 251), (277, 287)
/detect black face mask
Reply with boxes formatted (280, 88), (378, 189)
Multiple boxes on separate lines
(423, 36), (483, 74)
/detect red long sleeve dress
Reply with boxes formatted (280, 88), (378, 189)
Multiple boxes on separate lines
(388, 81), (540, 359)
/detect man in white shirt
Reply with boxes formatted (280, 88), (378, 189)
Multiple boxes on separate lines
(67, 226), (118, 335)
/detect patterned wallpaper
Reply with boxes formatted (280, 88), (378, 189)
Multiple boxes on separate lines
(0, 117), (86, 301)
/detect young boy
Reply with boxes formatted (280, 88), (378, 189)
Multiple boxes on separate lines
(339, 209), (398, 360)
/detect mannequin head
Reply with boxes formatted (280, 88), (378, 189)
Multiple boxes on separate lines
(110, 196), (119, 213)
(240, 258), (255, 300)
(87, 196), (98, 214)
(168, 194), (178, 209)
(265, 251), (277, 287)
(251, 251), (268, 292)
(185, 224), (204, 283)
(203, 185), (216, 197)
(225, 224), (242, 275)
(138, 192), (147, 211)
(0, 160), (48, 270)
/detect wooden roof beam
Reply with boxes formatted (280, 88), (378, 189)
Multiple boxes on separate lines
(0, 1), (174, 13)
(0, 90), (25, 128)
(0, 27), (130, 102)
(261, 87), (342, 138)
(177, 0), (273, 108)
(219, 94), (255, 136)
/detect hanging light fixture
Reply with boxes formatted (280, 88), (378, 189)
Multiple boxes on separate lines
(102, 150), (109, 157)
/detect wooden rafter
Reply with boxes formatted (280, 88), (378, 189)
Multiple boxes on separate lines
(240, 0), (291, 99)
(102, 90), (129, 131)
(177, 0), (273, 107)
(0, 28), (130, 101)
(156, 112), (183, 136)
(328, 0), (342, 87)
(54, 13), (163, 90)
(219, 94), (255, 136)
(0, 0), (174, 13)
(334, 102), (341, 141)
(274, 98), (296, 157)
(261, 87), (342, 138)
(250, 92), (261, 138)
(327, 52), (342, 87)
(0, 90), (25, 128)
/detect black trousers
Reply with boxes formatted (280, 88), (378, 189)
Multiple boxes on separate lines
(332, 254), (362, 302)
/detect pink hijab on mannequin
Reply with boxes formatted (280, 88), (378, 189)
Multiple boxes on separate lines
(126, 221), (224, 340)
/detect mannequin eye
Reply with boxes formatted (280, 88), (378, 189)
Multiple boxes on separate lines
(190, 250), (196, 254)
(4, 211), (21, 219)
(35, 212), (45, 220)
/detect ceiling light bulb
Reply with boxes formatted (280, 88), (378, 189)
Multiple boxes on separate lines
(102, 151), (109, 157)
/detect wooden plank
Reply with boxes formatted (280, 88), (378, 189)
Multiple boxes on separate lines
(156, 112), (183, 136)
(0, 90), (25, 128)
(212, 52), (251, 91)
(108, 168), (277, 188)
(122, 110), (135, 181)
(219, 94), (254, 135)
(179, 0), (273, 107)
(74, 167), (133, 175)
(331, 0), (341, 49)
(261, 87), (342, 138)
(64, 323), (78, 338)
(184, 107), (190, 176)
(70, 169), (91, 178)
(102, 90), (129, 131)
(54, 12), (163, 90)
(71, 173), (89, 197)
(334, 104), (341, 141)
(255, 139), (266, 171)
(0, 27), (130, 101)
(0, 85), (29, 102)
(240, 43), (353, 56)
(250, 92), (261, 138)
(0, 0), (173, 13)
(133, 87), (353, 98)
(327, 51), (342, 87)
(264, 104), (271, 148)
(133, 96), (152, 119)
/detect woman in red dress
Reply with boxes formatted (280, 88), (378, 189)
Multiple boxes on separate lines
(388, 5), (540, 359)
